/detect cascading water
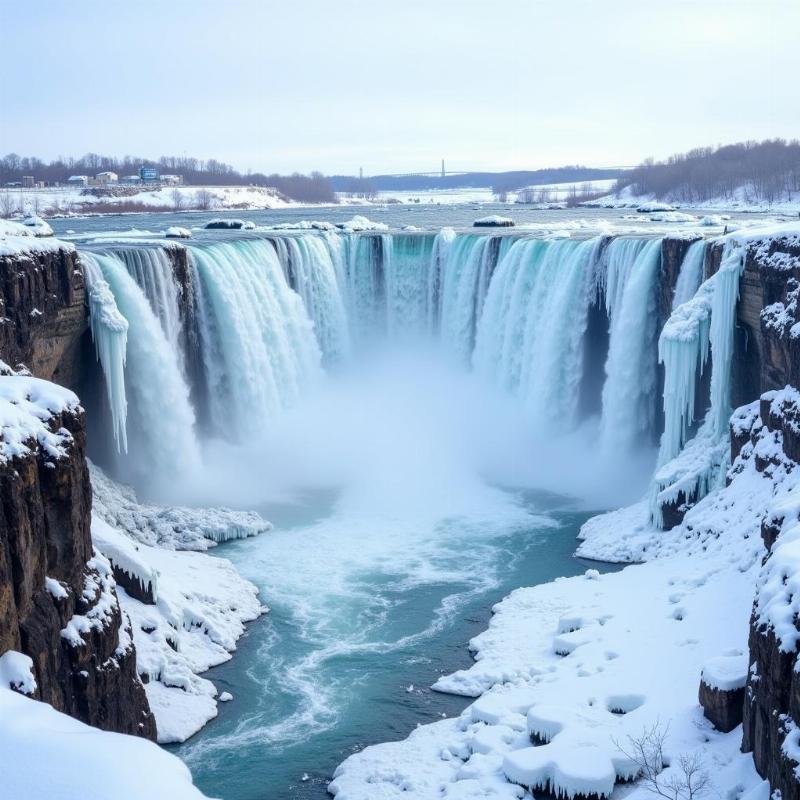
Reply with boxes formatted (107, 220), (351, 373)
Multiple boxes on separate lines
(474, 236), (600, 431)
(599, 237), (663, 451)
(86, 250), (200, 486)
(427, 228), (456, 331)
(384, 234), (436, 337)
(438, 234), (502, 362)
(672, 239), (706, 310)
(115, 245), (185, 368)
(271, 234), (350, 364)
(188, 238), (322, 439)
(342, 233), (388, 344)
(82, 254), (129, 451)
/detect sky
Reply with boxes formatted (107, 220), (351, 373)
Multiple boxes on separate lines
(1, 0), (798, 176)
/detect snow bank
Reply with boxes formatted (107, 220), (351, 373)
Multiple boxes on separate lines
(701, 654), (748, 691)
(647, 211), (697, 224)
(20, 214), (54, 236)
(0, 221), (75, 257)
(91, 515), (263, 743)
(0, 687), (209, 799)
(91, 462), (270, 550)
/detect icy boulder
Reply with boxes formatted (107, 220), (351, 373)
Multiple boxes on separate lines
(336, 215), (389, 232)
(20, 214), (54, 236)
(636, 202), (676, 212)
(699, 654), (747, 732)
(647, 211), (697, 224)
(165, 226), (192, 239)
(204, 218), (256, 230)
(473, 215), (515, 227)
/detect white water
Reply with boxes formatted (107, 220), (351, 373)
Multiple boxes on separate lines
(599, 237), (662, 450)
(188, 238), (322, 439)
(672, 239), (706, 309)
(116, 246), (186, 370)
(89, 251), (200, 488)
(82, 254), (129, 451)
(474, 236), (599, 432)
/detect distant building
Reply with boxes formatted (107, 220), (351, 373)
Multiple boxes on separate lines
(67, 175), (88, 186)
(95, 171), (118, 184)
(120, 175), (141, 184)
(139, 167), (159, 182)
(22, 176), (34, 188)
(160, 174), (183, 186)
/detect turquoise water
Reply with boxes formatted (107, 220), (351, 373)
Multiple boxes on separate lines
(171, 489), (615, 800)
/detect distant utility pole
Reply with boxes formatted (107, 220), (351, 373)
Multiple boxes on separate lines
(359, 166), (363, 180)
(441, 159), (445, 178)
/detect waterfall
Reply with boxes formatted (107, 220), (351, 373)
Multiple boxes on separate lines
(82, 254), (129, 451)
(115, 246), (185, 366)
(672, 239), (706, 310)
(651, 241), (746, 524)
(385, 234), (436, 337)
(343, 234), (388, 344)
(599, 237), (662, 450)
(474, 236), (600, 431)
(272, 234), (350, 364)
(439, 234), (501, 362)
(87, 251), (201, 484)
(428, 228), (456, 331)
(188, 238), (322, 439)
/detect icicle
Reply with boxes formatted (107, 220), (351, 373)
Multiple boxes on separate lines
(81, 253), (129, 452)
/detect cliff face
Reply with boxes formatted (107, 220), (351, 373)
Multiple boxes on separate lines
(0, 245), (88, 389)
(736, 233), (800, 799)
(0, 374), (156, 739)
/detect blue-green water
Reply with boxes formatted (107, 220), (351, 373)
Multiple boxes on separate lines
(170, 489), (615, 800)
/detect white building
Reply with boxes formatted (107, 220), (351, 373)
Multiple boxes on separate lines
(160, 174), (183, 186)
(95, 171), (118, 184)
(67, 175), (88, 186)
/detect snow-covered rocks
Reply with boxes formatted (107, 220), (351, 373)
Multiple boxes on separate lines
(204, 218), (256, 230)
(165, 226), (192, 238)
(647, 211), (697, 224)
(636, 202), (676, 213)
(699, 654), (747, 732)
(473, 215), (515, 227)
(91, 462), (271, 550)
(20, 214), (54, 236)
(336, 215), (389, 232)
(91, 515), (262, 742)
(0, 651), (36, 694)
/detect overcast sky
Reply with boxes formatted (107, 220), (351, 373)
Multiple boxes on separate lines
(1, 0), (797, 176)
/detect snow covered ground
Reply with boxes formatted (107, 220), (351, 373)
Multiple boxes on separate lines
(589, 183), (800, 214)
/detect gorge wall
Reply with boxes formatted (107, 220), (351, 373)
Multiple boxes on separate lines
(0, 371), (156, 738)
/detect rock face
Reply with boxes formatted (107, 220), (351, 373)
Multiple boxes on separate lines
(0, 377), (156, 739)
(0, 246), (87, 388)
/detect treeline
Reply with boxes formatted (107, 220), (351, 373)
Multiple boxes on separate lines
(616, 139), (800, 204)
(0, 153), (337, 203)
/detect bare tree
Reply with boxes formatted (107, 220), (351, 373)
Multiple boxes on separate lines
(194, 188), (213, 210)
(0, 191), (15, 218)
(614, 723), (710, 800)
(171, 188), (185, 211)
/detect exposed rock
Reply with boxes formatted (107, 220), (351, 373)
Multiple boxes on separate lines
(0, 246), (87, 389)
(0, 376), (156, 738)
(699, 655), (747, 732)
(473, 215), (514, 228)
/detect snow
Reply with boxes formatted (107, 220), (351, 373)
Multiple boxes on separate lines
(91, 462), (270, 550)
(166, 226), (192, 238)
(700, 654), (748, 692)
(0, 375), (80, 464)
(637, 202), (676, 212)
(336, 214), (389, 231)
(0, 686), (210, 799)
(0, 651), (36, 694)
(0, 220), (75, 257)
(90, 513), (263, 743)
(204, 218), (256, 230)
(473, 215), (515, 227)
(646, 211), (698, 223)
(20, 214), (54, 236)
